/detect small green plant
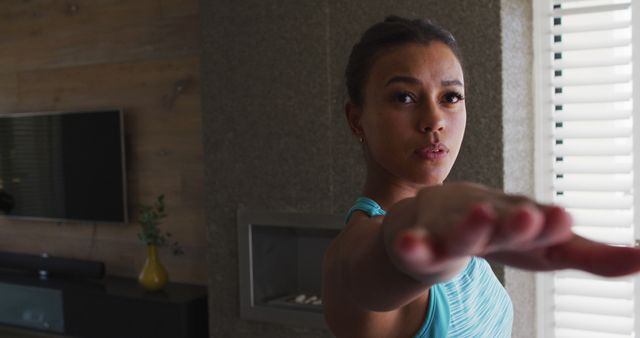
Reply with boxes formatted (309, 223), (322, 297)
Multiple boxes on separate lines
(137, 194), (184, 255)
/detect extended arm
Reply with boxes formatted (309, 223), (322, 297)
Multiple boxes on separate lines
(332, 198), (431, 312)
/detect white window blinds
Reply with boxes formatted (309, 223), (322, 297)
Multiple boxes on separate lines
(533, 0), (638, 337)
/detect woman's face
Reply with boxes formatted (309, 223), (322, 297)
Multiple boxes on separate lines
(351, 42), (466, 186)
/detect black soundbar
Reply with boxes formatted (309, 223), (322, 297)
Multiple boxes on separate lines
(0, 251), (104, 279)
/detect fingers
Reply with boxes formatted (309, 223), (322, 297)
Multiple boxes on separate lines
(392, 203), (495, 274)
(485, 203), (573, 253)
(391, 195), (577, 278)
(395, 229), (432, 263)
(547, 236), (640, 277)
(487, 204), (543, 252)
(443, 203), (495, 256)
(391, 228), (434, 275)
(533, 205), (573, 247)
(396, 202), (566, 264)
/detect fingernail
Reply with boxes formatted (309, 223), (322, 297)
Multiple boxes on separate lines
(514, 209), (531, 224)
(398, 233), (417, 252)
(547, 206), (569, 224)
(404, 243), (430, 263)
(513, 206), (536, 224)
(470, 203), (494, 222)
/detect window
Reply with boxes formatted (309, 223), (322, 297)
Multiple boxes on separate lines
(533, 0), (638, 337)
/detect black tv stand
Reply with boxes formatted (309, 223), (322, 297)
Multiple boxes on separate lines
(0, 271), (208, 338)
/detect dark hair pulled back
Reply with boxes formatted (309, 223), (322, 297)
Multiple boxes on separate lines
(345, 15), (463, 106)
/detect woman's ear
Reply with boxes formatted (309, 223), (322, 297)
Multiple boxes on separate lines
(345, 101), (364, 139)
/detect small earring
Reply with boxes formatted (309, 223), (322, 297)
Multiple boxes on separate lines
(359, 137), (364, 143)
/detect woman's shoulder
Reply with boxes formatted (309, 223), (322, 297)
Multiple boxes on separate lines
(343, 209), (384, 232)
(322, 213), (401, 337)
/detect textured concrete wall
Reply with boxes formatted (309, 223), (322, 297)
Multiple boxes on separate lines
(200, 1), (515, 337)
(200, 1), (332, 337)
(501, 0), (536, 337)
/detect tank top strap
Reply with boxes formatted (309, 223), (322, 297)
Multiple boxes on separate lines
(344, 197), (386, 224)
(413, 284), (450, 338)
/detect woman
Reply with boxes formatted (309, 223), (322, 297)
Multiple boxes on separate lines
(322, 16), (640, 338)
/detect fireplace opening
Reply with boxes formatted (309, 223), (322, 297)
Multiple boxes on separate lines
(252, 226), (335, 313)
(237, 209), (342, 329)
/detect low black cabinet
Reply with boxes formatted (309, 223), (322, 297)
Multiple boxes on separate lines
(0, 272), (208, 338)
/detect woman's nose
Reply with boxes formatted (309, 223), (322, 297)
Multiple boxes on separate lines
(417, 101), (445, 133)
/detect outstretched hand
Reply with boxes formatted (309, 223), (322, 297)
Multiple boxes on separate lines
(383, 183), (640, 284)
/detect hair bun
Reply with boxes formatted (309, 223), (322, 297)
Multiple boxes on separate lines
(384, 15), (404, 23)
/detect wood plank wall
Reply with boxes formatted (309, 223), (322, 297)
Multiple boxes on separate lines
(0, 0), (207, 285)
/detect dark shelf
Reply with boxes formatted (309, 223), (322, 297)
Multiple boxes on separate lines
(0, 271), (208, 338)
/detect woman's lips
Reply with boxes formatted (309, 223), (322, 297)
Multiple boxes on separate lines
(415, 143), (449, 160)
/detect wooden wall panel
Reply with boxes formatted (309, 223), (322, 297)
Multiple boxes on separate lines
(1, 9), (199, 73)
(0, 74), (18, 111)
(16, 56), (200, 111)
(0, 1), (206, 285)
(0, 0), (161, 37)
(90, 238), (209, 282)
(159, 0), (199, 17)
(0, 231), (96, 256)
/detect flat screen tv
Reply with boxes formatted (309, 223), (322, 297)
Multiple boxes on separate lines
(0, 110), (127, 224)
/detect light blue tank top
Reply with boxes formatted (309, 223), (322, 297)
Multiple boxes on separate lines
(346, 197), (513, 338)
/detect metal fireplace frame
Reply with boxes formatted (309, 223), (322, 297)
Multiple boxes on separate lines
(237, 208), (342, 329)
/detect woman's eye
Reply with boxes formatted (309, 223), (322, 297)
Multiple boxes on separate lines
(395, 92), (416, 104)
(443, 92), (465, 104)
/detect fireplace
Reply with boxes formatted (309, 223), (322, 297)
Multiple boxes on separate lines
(237, 209), (342, 329)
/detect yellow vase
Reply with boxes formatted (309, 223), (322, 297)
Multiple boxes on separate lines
(138, 245), (168, 291)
